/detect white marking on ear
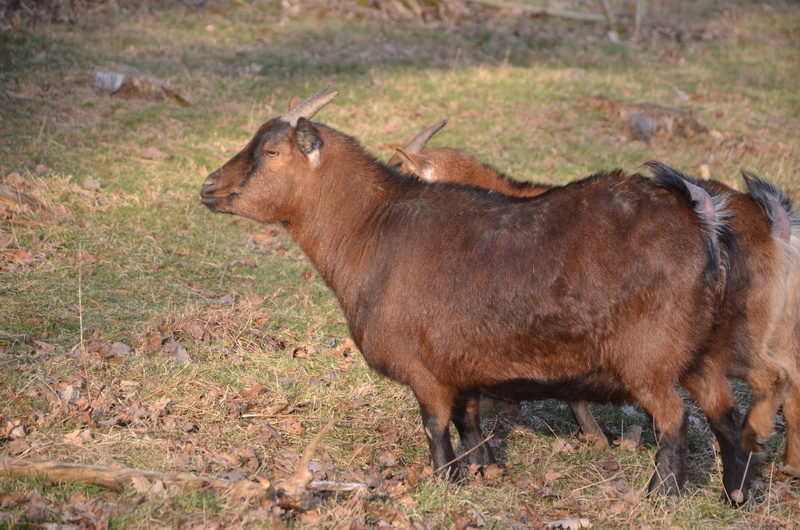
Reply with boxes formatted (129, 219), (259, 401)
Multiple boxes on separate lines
(419, 167), (435, 181)
(307, 148), (320, 168)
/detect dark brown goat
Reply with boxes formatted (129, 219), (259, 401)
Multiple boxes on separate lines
(388, 121), (607, 446)
(200, 87), (753, 503)
(392, 121), (798, 472)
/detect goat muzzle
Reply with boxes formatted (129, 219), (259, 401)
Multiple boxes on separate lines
(200, 174), (230, 211)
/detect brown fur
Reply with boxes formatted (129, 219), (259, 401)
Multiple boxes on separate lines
(389, 138), (605, 444)
(395, 128), (797, 473)
(200, 96), (753, 503)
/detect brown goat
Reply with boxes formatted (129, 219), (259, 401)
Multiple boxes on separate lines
(200, 87), (753, 503)
(777, 219), (800, 476)
(737, 173), (800, 476)
(393, 121), (798, 473)
(388, 120), (551, 197)
(389, 122), (606, 446)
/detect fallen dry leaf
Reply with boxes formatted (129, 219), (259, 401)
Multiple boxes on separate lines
(377, 451), (398, 468)
(544, 469), (564, 484)
(0, 491), (26, 509)
(552, 438), (578, 454)
(7, 439), (31, 455)
(265, 403), (294, 415)
(76, 250), (98, 263)
(277, 418), (304, 435)
(144, 334), (163, 352)
(3, 420), (26, 440)
(241, 383), (265, 401)
(378, 426), (400, 445)
(594, 453), (619, 474)
(163, 339), (190, 363)
(332, 337), (359, 358)
(32, 340), (56, 354)
(614, 425), (642, 450)
(63, 429), (94, 445)
(139, 146), (169, 160)
(82, 176), (100, 191)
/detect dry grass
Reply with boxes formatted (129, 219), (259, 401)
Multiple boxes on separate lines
(1, 0), (800, 527)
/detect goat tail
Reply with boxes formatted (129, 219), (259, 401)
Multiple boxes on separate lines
(741, 170), (797, 244)
(644, 161), (735, 291)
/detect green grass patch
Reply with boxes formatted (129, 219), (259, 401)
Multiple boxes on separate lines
(1, 0), (799, 527)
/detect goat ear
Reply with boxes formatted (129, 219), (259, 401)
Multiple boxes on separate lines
(287, 96), (303, 111)
(295, 118), (322, 158)
(395, 148), (422, 176)
(395, 148), (435, 181)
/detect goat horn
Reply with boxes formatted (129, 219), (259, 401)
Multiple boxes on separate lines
(405, 120), (448, 154)
(281, 85), (339, 126)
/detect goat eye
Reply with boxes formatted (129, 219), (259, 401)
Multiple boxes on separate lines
(265, 149), (279, 157)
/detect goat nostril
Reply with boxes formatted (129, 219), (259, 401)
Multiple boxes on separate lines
(201, 179), (220, 194)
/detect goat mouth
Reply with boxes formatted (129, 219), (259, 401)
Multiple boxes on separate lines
(200, 192), (233, 212)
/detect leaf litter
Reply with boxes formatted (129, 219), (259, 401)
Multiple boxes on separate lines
(3, 1), (800, 527)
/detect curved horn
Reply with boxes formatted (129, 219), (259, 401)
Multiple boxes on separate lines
(405, 120), (448, 154)
(281, 85), (339, 126)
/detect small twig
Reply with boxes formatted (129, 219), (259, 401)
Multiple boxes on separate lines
(308, 480), (367, 492)
(241, 413), (346, 422)
(77, 242), (90, 388)
(0, 372), (37, 424)
(292, 420), (335, 486)
(271, 420), (337, 508)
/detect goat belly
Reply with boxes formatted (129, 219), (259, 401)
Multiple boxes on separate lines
(483, 375), (633, 404)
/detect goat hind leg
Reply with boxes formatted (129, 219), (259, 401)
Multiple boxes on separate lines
(742, 366), (789, 453)
(781, 381), (800, 476)
(683, 372), (754, 506)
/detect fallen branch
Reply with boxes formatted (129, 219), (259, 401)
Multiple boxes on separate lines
(0, 456), (274, 502)
(0, 420), (367, 509)
(469, 0), (605, 22)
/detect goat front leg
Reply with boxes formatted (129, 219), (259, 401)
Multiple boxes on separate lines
(412, 384), (459, 481)
(636, 390), (689, 497)
(452, 391), (496, 467)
